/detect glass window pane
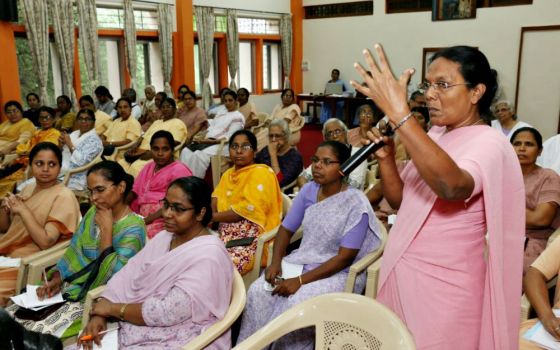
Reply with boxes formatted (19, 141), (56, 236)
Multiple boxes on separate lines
(238, 18), (280, 34)
(136, 42), (148, 91)
(238, 41), (253, 92)
(148, 42), (164, 93)
(16, 37), (56, 104)
(194, 42), (218, 96)
(99, 39), (122, 99)
(97, 8), (123, 29)
(262, 42), (281, 90)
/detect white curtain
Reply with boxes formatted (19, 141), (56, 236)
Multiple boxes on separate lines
(195, 6), (214, 110)
(123, 0), (137, 90)
(226, 9), (239, 91)
(49, 0), (76, 104)
(20, 0), (50, 104)
(77, 0), (100, 96)
(280, 14), (293, 89)
(157, 3), (173, 97)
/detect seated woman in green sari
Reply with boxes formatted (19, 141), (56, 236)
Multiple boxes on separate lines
(9, 160), (146, 339)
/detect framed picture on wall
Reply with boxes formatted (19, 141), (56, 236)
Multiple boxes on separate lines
(421, 47), (444, 80)
(432, 0), (476, 21)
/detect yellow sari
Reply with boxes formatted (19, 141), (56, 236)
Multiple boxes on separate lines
(212, 164), (282, 274)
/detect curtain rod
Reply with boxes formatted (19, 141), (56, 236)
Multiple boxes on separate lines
(195, 5), (290, 17)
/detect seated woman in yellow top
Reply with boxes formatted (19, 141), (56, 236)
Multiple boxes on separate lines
(0, 142), (80, 306)
(0, 106), (60, 197)
(271, 89), (303, 146)
(54, 95), (76, 132)
(78, 95), (112, 135)
(212, 130), (283, 275)
(120, 98), (187, 177)
(0, 101), (36, 160)
(101, 97), (142, 158)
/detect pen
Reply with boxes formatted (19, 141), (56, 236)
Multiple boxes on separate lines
(42, 269), (48, 286)
(79, 328), (118, 342)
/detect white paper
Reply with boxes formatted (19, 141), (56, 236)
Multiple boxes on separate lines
(523, 309), (560, 350)
(263, 260), (304, 292)
(388, 214), (397, 225)
(10, 285), (64, 309)
(92, 327), (119, 350)
(0, 256), (21, 267)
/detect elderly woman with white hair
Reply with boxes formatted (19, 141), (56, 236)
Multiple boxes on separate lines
(491, 100), (531, 139)
(141, 85), (157, 119)
(255, 119), (303, 188)
(296, 118), (367, 189)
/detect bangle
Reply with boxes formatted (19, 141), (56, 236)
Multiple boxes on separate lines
(119, 303), (128, 321)
(392, 112), (413, 132)
(298, 275), (304, 285)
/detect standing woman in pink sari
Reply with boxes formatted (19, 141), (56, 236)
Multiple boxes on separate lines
(353, 45), (525, 349)
(130, 130), (192, 238)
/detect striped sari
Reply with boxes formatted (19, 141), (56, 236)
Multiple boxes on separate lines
(11, 206), (147, 338)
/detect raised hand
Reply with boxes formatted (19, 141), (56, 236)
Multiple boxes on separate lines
(351, 44), (414, 125)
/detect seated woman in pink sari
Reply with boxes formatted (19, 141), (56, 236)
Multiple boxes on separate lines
(355, 45), (525, 349)
(510, 127), (560, 274)
(78, 177), (234, 350)
(130, 130), (193, 239)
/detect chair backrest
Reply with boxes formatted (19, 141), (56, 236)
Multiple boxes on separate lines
(184, 269), (246, 350)
(233, 293), (416, 350)
(281, 193), (292, 218)
(63, 150), (103, 186)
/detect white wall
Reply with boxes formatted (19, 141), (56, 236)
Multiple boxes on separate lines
(301, 0), (560, 109)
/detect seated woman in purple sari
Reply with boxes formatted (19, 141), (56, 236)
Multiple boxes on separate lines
(238, 141), (381, 349)
(78, 177), (234, 350)
(130, 130), (193, 239)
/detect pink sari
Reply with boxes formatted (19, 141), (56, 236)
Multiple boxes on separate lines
(131, 161), (192, 238)
(378, 125), (525, 350)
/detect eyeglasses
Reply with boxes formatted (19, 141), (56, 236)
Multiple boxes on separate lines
(160, 199), (194, 214)
(230, 143), (253, 152)
(495, 107), (510, 113)
(417, 81), (471, 92)
(326, 129), (344, 138)
(311, 156), (340, 166)
(77, 117), (95, 122)
(359, 112), (373, 118)
(86, 184), (116, 196)
(5, 109), (20, 115)
(268, 133), (285, 140)
(38, 115), (53, 120)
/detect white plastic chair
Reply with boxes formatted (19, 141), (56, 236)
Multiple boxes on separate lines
(210, 139), (230, 189)
(233, 293), (416, 350)
(242, 194), (292, 289)
(62, 150), (103, 186)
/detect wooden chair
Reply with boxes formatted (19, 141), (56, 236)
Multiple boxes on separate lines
(233, 293), (416, 350)
(14, 240), (70, 294)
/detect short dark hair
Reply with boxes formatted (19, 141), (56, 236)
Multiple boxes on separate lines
(168, 177), (213, 226)
(26, 92), (40, 102)
(182, 90), (196, 100)
(318, 141), (351, 165)
(116, 97), (132, 109)
(94, 86), (113, 99)
(162, 97), (177, 109)
(178, 84), (191, 93)
(237, 88), (250, 97)
(4, 100), (23, 114)
(38, 106), (56, 117)
(57, 95), (72, 105)
(510, 127), (543, 150)
(410, 90), (424, 101)
(150, 130), (175, 148)
(411, 106), (430, 123)
(0, 308), (62, 350)
(229, 129), (257, 151)
(281, 88), (295, 98)
(430, 46), (497, 115)
(222, 89), (237, 100)
(76, 108), (96, 122)
(156, 91), (168, 100)
(332, 68), (340, 75)
(79, 95), (95, 105)
(29, 142), (62, 165)
(122, 88), (137, 102)
(88, 161), (134, 200)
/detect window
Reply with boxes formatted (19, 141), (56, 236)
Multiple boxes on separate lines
(262, 42), (282, 91)
(136, 41), (164, 97)
(97, 7), (158, 30)
(192, 15), (227, 32)
(228, 41), (254, 92)
(96, 38), (124, 99)
(194, 42), (219, 95)
(16, 37), (57, 104)
(238, 18), (280, 35)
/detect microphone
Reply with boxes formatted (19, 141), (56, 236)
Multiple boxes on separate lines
(339, 126), (394, 176)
